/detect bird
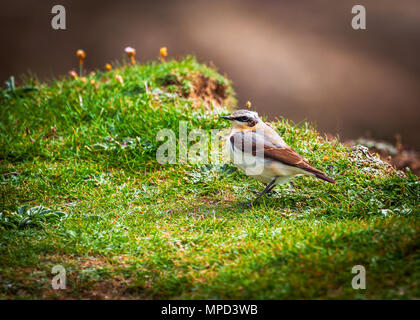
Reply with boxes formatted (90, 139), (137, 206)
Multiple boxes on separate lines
(220, 109), (335, 206)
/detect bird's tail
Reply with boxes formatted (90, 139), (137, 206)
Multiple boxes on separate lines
(314, 173), (336, 184)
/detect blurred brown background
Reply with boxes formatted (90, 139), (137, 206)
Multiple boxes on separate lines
(1, 0), (419, 147)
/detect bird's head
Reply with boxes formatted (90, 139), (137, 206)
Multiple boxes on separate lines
(220, 109), (261, 129)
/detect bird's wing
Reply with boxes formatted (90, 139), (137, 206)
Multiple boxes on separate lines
(230, 131), (325, 176)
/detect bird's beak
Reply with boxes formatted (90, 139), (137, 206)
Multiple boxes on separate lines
(220, 115), (233, 121)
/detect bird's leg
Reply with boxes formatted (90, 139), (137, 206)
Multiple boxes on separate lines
(250, 180), (278, 195)
(250, 177), (277, 206)
(266, 183), (278, 195)
(267, 177), (277, 193)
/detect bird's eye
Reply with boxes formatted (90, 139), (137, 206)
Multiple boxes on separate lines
(235, 116), (248, 122)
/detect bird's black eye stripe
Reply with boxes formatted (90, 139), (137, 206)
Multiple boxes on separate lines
(234, 116), (248, 122)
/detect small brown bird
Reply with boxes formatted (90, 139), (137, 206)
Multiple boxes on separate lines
(221, 109), (335, 206)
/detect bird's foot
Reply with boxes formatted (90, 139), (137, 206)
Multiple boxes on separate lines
(249, 189), (278, 196)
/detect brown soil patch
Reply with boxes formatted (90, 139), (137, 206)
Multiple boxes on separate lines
(187, 73), (227, 108)
(158, 72), (231, 110)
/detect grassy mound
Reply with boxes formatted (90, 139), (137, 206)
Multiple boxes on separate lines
(0, 56), (418, 299)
